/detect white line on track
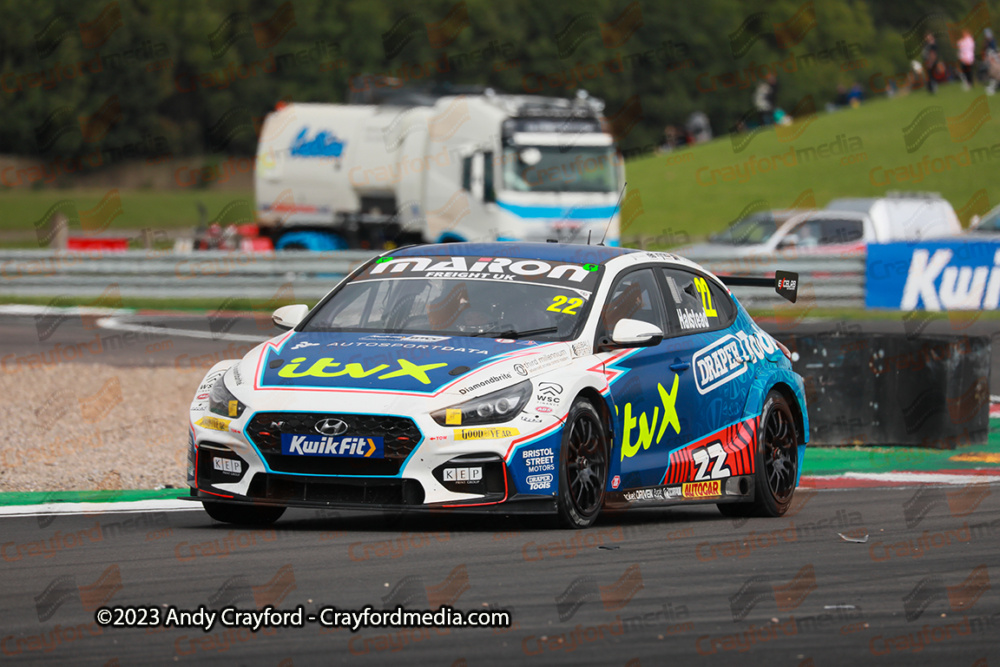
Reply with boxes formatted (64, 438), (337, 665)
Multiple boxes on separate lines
(0, 499), (200, 517)
(96, 315), (268, 343)
(0, 305), (133, 317)
(816, 472), (1000, 485)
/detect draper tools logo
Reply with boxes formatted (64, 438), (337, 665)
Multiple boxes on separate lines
(554, 564), (643, 621)
(729, 2), (816, 58)
(207, 564), (296, 609)
(34, 564), (123, 621)
(729, 564), (817, 621)
(381, 564), (471, 609)
(902, 565), (990, 622)
(554, 2), (643, 58)
(901, 95), (991, 153)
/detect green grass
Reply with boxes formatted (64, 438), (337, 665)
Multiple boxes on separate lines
(0, 189), (254, 233)
(624, 85), (1000, 246)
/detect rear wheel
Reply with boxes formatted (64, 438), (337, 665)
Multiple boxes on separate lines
(202, 501), (286, 525)
(556, 398), (608, 529)
(717, 390), (799, 518)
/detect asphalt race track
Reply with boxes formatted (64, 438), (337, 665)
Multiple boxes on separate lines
(1, 485), (998, 665)
(2, 311), (999, 664)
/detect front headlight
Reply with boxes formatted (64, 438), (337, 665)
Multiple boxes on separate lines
(209, 373), (246, 418)
(432, 380), (532, 427)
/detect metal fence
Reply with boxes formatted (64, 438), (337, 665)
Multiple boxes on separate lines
(0, 249), (867, 307)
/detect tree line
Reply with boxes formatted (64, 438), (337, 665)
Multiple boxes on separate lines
(0, 0), (992, 164)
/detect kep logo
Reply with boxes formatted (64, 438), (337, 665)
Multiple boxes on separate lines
(554, 563), (643, 621)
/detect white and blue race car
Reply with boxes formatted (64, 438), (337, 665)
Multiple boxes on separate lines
(186, 243), (807, 528)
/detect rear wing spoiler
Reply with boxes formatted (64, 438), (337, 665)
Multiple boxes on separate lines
(718, 271), (798, 303)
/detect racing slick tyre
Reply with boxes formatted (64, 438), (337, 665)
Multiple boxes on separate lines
(717, 390), (799, 518)
(556, 398), (609, 529)
(202, 501), (286, 525)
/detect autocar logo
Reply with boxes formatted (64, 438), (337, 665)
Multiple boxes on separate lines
(315, 418), (349, 436)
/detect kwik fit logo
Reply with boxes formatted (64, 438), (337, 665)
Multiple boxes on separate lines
(900, 246), (1000, 311)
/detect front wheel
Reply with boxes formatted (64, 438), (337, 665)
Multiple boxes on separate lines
(556, 398), (608, 529)
(203, 501), (286, 525)
(717, 389), (799, 518)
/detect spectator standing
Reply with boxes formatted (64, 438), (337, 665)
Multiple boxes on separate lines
(983, 28), (1000, 95)
(753, 73), (778, 124)
(923, 33), (940, 94)
(957, 29), (976, 89)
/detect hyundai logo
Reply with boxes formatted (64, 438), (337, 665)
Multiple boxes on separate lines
(314, 418), (348, 436)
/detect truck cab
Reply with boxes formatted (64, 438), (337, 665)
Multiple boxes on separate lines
(254, 89), (625, 250)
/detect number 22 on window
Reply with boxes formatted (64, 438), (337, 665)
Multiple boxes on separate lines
(693, 277), (718, 317)
(548, 295), (583, 314)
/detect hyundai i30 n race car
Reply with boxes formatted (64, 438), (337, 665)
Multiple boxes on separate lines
(185, 243), (808, 528)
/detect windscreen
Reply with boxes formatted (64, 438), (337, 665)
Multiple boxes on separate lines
(711, 212), (779, 245)
(503, 145), (619, 193)
(303, 255), (602, 340)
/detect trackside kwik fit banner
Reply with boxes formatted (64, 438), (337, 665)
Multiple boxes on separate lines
(866, 241), (1000, 310)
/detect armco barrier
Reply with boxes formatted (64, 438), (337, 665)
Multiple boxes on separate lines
(774, 332), (990, 447)
(0, 248), (868, 306)
(0, 250), (377, 300)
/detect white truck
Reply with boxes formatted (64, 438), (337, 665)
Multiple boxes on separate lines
(254, 90), (625, 250)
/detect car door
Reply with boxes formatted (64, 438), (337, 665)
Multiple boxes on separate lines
(604, 266), (751, 491)
(599, 266), (678, 490)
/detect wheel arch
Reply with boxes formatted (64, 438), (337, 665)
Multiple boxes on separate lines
(741, 367), (810, 445)
(769, 381), (806, 446)
(574, 386), (615, 448)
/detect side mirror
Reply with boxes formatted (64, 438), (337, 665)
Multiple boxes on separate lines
(611, 318), (664, 347)
(272, 304), (309, 330)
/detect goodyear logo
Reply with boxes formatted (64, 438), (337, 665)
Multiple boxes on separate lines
(281, 434), (383, 458)
(195, 416), (231, 431)
(454, 427), (519, 441)
(682, 480), (721, 498)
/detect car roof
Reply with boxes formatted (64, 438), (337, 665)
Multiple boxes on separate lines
(393, 242), (641, 263)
